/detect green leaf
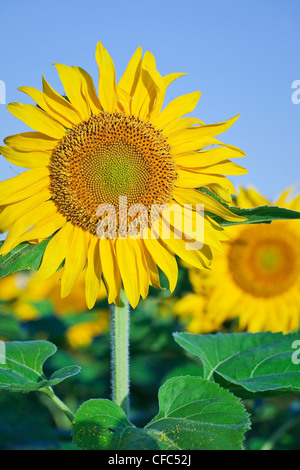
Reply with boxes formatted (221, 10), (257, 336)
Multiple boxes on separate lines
(73, 399), (176, 450)
(199, 188), (300, 226)
(73, 377), (250, 450)
(73, 399), (134, 450)
(174, 332), (300, 397)
(146, 376), (250, 450)
(0, 239), (50, 279)
(210, 205), (300, 227)
(0, 340), (80, 392)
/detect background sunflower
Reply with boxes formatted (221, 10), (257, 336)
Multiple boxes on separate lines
(174, 187), (300, 333)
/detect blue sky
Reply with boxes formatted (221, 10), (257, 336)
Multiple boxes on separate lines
(0, 0), (299, 203)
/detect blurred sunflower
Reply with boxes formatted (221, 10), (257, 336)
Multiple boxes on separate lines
(173, 292), (222, 333)
(0, 270), (107, 320)
(0, 42), (247, 308)
(175, 188), (300, 333)
(0, 271), (109, 347)
(66, 313), (110, 349)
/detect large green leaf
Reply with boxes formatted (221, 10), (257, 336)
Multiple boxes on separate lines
(174, 332), (300, 397)
(0, 340), (80, 392)
(0, 239), (50, 279)
(73, 376), (250, 450)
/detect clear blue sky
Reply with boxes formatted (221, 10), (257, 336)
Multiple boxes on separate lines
(0, 0), (299, 203)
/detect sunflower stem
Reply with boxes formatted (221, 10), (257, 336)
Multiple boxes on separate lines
(110, 289), (130, 417)
(40, 387), (74, 423)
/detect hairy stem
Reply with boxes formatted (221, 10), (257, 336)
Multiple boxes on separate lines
(110, 289), (130, 416)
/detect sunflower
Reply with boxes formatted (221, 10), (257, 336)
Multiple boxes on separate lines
(176, 188), (300, 333)
(0, 42), (247, 308)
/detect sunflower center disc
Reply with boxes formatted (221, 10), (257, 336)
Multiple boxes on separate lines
(49, 112), (178, 235)
(228, 225), (300, 297)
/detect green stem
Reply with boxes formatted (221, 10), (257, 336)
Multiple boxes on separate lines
(261, 414), (300, 450)
(40, 387), (74, 423)
(110, 289), (130, 416)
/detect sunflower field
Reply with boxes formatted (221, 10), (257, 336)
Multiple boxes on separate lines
(1, 0), (300, 456)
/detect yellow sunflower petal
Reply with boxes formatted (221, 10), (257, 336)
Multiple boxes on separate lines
(163, 73), (187, 88)
(134, 239), (150, 300)
(163, 236), (211, 270)
(0, 189), (51, 234)
(205, 214), (229, 242)
(163, 118), (204, 137)
(141, 241), (162, 289)
(0, 200), (57, 254)
(174, 145), (245, 167)
(275, 188), (294, 207)
(16, 212), (66, 244)
(116, 86), (131, 114)
(245, 187), (270, 207)
(17, 86), (51, 111)
(61, 227), (88, 298)
(0, 146), (50, 169)
(235, 186), (253, 208)
(209, 183), (233, 203)
(73, 66), (102, 115)
(42, 75), (82, 125)
(53, 63), (91, 120)
(95, 42), (118, 113)
(147, 68), (171, 121)
(143, 235), (178, 292)
(19, 84), (77, 128)
(173, 188), (246, 222)
(177, 160), (247, 176)
(4, 132), (58, 151)
(160, 205), (223, 252)
(176, 168), (237, 194)
(118, 46), (142, 97)
(85, 236), (103, 310)
(99, 238), (122, 305)
(179, 114), (240, 138)
(1, 176), (49, 205)
(7, 103), (66, 139)
(154, 91), (201, 129)
(131, 51), (161, 119)
(0, 168), (49, 203)
(173, 293), (204, 316)
(32, 222), (73, 284)
(116, 238), (141, 308)
(170, 135), (219, 154)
